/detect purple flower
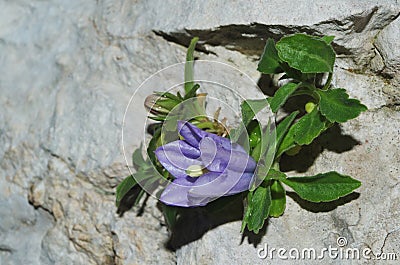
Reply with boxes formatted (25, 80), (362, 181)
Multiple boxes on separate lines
(155, 121), (256, 207)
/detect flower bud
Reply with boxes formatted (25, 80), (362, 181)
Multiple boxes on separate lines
(144, 94), (178, 115)
(305, 102), (316, 113)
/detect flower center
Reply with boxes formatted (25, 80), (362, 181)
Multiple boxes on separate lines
(186, 165), (205, 178)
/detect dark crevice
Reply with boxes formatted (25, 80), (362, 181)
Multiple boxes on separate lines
(153, 31), (214, 55)
(110, 231), (119, 265)
(0, 245), (13, 254)
(27, 198), (56, 222)
(155, 23), (322, 57)
(352, 6), (378, 33)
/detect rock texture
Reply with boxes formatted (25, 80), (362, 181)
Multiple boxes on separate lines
(0, 1), (399, 265)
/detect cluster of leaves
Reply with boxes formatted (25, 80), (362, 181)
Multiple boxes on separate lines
(115, 34), (366, 236)
(241, 34), (366, 233)
(115, 38), (226, 214)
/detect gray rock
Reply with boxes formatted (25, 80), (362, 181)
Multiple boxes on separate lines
(0, 0), (399, 265)
(375, 16), (400, 81)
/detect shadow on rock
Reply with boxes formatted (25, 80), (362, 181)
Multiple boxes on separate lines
(240, 221), (268, 248)
(280, 124), (361, 173)
(163, 193), (246, 251)
(287, 191), (360, 213)
(117, 186), (149, 217)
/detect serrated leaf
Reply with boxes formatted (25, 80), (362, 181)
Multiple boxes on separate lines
(269, 180), (286, 217)
(241, 99), (269, 126)
(257, 38), (282, 74)
(184, 37), (199, 94)
(317, 88), (367, 123)
(276, 34), (336, 73)
(276, 109), (326, 157)
(268, 82), (300, 112)
(241, 183), (271, 234)
(116, 175), (137, 207)
(276, 111), (299, 148)
(293, 108), (326, 145)
(280, 171), (361, 202)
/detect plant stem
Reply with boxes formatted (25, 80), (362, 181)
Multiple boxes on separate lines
(322, 72), (333, 90)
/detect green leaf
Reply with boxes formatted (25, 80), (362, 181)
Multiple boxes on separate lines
(250, 118), (275, 168)
(154, 91), (182, 102)
(184, 37), (199, 94)
(276, 34), (336, 73)
(293, 108), (326, 145)
(116, 175), (137, 207)
(132, 144), (147, 170)
(241, 99), (269, 127)
(269, 180), (286, 217)
(154, 97), (179, 111)
(162, 204), (179, 229)
(247, 120), (261, 149)
(276, 108), (326, 157)
(321, 35), (335, 44)
(257, 38), (282, 74)
(147, 127), (161, 168)
(279, 62), (303, 80)
(266, 168), (287, 181)
(241, 183), (271, 234)
(184, 83), (200, 99)
(231, 99), (269, 143)
(276, 122), (296, 157)
(280, 171), (361, 202)
(268, 82), (300, 113)
(148, 115), (166, 122)
(317, 88), (368, 123)
(276, 111), (299, 148)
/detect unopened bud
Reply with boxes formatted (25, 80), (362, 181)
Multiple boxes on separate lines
(144, 94), (170, 115)
(305, 102), (316, 113)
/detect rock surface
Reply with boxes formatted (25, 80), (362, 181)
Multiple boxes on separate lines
(0, 1), (399, 265)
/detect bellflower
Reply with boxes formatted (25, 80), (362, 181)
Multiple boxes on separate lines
(155, 121), (256, 207)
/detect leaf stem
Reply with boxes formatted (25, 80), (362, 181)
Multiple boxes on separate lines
(322, 72), (333, 90)
(291, 84), (319, 101)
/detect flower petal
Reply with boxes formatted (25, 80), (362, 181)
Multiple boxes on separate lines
(155, 140), (202, 178)
(225, 171), (254, 195)
(177, 120), (232, 148)
(199, 137), (228, 172)
(177, 120), (204, 148)
(160, 177), (198, 207)
(188, 169), (253, 199)
(199, 136), (256, 173)
(187, 171), (224, 205)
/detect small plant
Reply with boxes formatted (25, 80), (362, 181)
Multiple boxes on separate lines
(116, 34), (366, 235)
